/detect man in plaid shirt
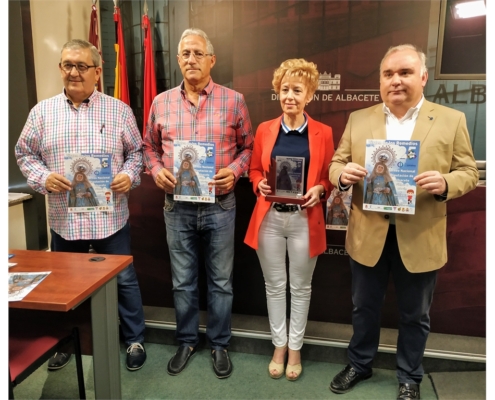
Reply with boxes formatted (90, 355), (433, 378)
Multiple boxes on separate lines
(15, 39), (147, 372)
(143, 28), (254, 379)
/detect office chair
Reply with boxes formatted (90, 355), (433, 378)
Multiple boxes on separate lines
(9, 324), (86, 399)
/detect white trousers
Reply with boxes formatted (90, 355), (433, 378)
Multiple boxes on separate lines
(256, 207), (318, 350)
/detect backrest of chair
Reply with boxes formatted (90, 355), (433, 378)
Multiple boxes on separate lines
(9, 317), (86, 400)
(9, 332), (61, 383)
(9, 327), (69, 384)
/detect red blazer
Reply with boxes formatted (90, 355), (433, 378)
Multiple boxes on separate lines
(244, 114), (334, 258)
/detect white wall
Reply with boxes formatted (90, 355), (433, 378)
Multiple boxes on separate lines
(30, 0), (103, 102)
(9, 205), (27, 250)
(10, 1), (104, 248)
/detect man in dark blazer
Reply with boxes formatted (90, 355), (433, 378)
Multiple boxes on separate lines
(329, 44), (478, 400)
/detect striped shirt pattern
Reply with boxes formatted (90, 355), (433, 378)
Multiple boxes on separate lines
(15, 90), (143, 240)
(143, 80), (254, 195)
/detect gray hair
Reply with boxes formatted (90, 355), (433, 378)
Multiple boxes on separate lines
(380, 44), (427, 76)
(178, 28), (214, 55)
(61, 39), (101, 67)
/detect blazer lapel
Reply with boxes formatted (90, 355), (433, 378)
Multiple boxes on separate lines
(411, 100), (435, 143)
(370, 103), (387, 139)
(261, 116), (283, 172)
(370, 105), (387, 139)
(307, 115), (322, 187)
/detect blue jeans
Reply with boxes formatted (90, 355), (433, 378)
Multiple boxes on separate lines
(163, 192), (236, 350)
(50, 222), (146, 346)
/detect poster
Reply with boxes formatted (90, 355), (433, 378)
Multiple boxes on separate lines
(326, 186), (352, 230)
(65, 153), (113, 213)
(173, 140), (216, 203)
(266, 156), (306, 204)
(363, 140), (420, 214)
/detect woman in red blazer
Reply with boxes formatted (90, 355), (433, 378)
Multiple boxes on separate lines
(244, 59), (334, 381)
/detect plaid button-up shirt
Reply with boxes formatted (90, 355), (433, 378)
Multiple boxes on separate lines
(15, 90), (143, 240)
(143, 79), (254, 194)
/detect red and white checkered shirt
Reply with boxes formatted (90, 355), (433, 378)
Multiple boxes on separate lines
(143, 80), (254, 194)
(15, 90), (143, 240)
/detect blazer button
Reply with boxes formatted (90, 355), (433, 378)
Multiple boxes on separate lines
(384, 215), (390, 219)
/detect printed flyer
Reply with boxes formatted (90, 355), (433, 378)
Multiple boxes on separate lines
(173, 140), (216, 203)
(9, 272), (51, 302)
(65, 153), (113, 213)
(326, 186), (352, 230)
(363, 139), (420, 214)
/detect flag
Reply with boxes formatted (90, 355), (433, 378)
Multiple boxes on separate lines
(114, 5), (130, 105)
(142, 13), (157, 137)
(89, 2), (102, 92)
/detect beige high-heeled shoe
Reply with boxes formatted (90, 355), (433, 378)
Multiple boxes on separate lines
(268, 359), (285, 379)
(268, 345), (287, 379)
(286, 363), (302, 381)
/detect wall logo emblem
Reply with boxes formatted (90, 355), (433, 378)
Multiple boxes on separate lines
(318, 72), (340, 91)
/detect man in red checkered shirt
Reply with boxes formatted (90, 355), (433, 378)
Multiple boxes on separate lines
(143, 28), (253, 379)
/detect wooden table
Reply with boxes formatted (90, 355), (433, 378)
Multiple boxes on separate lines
(9, 249), (133, 399)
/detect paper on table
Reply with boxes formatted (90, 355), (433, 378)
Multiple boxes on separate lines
(8, 272), (51, 301)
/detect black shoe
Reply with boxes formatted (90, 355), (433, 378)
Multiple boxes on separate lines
(330, 364), (372, 394)
(397, 383), (420, 399)
(167, 345), (197, 376)
(211, 349), (233, 379)
(47, 352), (71, 370)
(126, 343), (146, 371)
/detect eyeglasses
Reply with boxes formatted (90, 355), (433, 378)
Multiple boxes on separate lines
(59, 63), (97, 73)
(179, 51), (213, 61)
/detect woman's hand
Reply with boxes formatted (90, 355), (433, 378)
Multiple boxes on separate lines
(301, 184), (324, 208)
(258, 178), (272, 196)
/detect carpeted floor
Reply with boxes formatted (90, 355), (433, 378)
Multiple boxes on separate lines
(12, 342), (483, 400)
(428, 371), (486, 400)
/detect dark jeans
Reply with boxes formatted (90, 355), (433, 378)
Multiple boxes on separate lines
(50, 221), (145, 346)
(348, 225), (437, 384)
(163, 192), (236, 350)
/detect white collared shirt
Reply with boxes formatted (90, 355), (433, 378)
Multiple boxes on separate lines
(281, 113), (308, 134)
(383, 96), (424, 140)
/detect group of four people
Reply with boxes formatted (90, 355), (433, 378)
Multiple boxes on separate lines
(15, 27), (478, 400)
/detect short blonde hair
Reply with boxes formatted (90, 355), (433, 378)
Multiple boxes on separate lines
(272, 58), (319, 96)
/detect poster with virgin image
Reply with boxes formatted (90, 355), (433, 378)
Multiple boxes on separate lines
(363, 139), (420, 214)
(266, 156), (306, 204)
(65, 153), (113, 213)
(173, 140), (216, 203)
(326, 187), (352, 230)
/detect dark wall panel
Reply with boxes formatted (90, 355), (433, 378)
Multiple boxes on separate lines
(130, 177), (486, 337)
(126, 0), (485, 338)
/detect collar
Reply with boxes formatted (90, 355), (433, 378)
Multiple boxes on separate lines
(382, 95), (424, 121)
(281, 113), (308, 135)
(64, 88), (97, 106)
(180, 79), (214, 96)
